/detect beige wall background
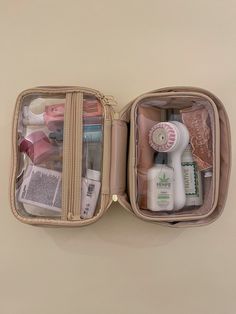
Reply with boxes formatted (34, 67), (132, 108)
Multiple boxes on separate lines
(0, 0), (235, 313)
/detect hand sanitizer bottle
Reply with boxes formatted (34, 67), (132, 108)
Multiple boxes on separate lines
(147, 152), (174, 211)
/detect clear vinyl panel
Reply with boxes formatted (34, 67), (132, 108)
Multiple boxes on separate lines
(16, 92), (104, 221)
(80, 94), (103, 220)
(135, 95), (216, 219)
(16, 93), (65, 218)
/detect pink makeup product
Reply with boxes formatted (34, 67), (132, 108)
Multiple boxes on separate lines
(19, 131), (58, 164)
(44, 103), (65, 131)
(44, 99), (102, 130)
(23, 103), (65, 131)
(23, 100), (102, 130)
(83, 99), (102, 117)
(44, 101), (103, 137)
(83, 116), (103, 125)
(44, 99), (102, 120)
(149, 121), (189, 210)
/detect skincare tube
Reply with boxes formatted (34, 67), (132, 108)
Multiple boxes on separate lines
(81, 169), (101, 219)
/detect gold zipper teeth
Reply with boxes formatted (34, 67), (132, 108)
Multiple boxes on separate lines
(68, 93), (75, 218)
(61, 92), (73, 220)
(66, 92), (84, 220)
(69, 93), (77, 217)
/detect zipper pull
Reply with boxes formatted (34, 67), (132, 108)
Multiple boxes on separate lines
(104, 95), (118, 107)
(113, 112), (120, 120)
(67, 212), (73, 220)
(112, 194), (118, 202)
(97, 93), (118, 107)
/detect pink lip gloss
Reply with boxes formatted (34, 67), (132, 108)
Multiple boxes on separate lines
(19, 131), (58, 164)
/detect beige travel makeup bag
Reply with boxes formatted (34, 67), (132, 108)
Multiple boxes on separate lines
(10, 86), (231, 227)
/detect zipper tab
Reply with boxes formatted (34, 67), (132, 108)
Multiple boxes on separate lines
(97, 94), (118, 107)
(112, 194), (118, 202)
(113, 112), (119, 120)
(104, 95), (118, 107)
(67, 212), (73, 220)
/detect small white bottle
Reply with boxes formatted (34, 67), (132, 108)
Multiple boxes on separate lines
(147, 153), (174, 211)
(81, 169), (101, 219)
(181, 145), (203, 206)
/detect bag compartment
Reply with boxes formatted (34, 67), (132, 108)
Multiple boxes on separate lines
(10, 87), (113, 226)
(154, 87), (231, 226)
(128, 91), (221, 222)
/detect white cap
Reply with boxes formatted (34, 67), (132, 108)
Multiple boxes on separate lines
(23, 106), (44, 125)
(86, 169), (101, 181)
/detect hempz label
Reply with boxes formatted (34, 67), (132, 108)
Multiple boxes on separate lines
(157, 173), (171, 207)
(182, 162), (199, 196)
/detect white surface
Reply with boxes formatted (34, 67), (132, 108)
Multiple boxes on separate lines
(0, 1), (235, 313)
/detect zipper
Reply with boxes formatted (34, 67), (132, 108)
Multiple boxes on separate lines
(65, 90), (111, 219)
(61, 92), (84, 220)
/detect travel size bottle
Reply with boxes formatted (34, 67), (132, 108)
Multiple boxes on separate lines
(181, 144), (203, 206)
(147, 152), (174, 211)
(81, 169), (101, 219)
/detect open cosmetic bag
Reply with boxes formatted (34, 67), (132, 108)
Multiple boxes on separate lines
(10, 86), (231, 227)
